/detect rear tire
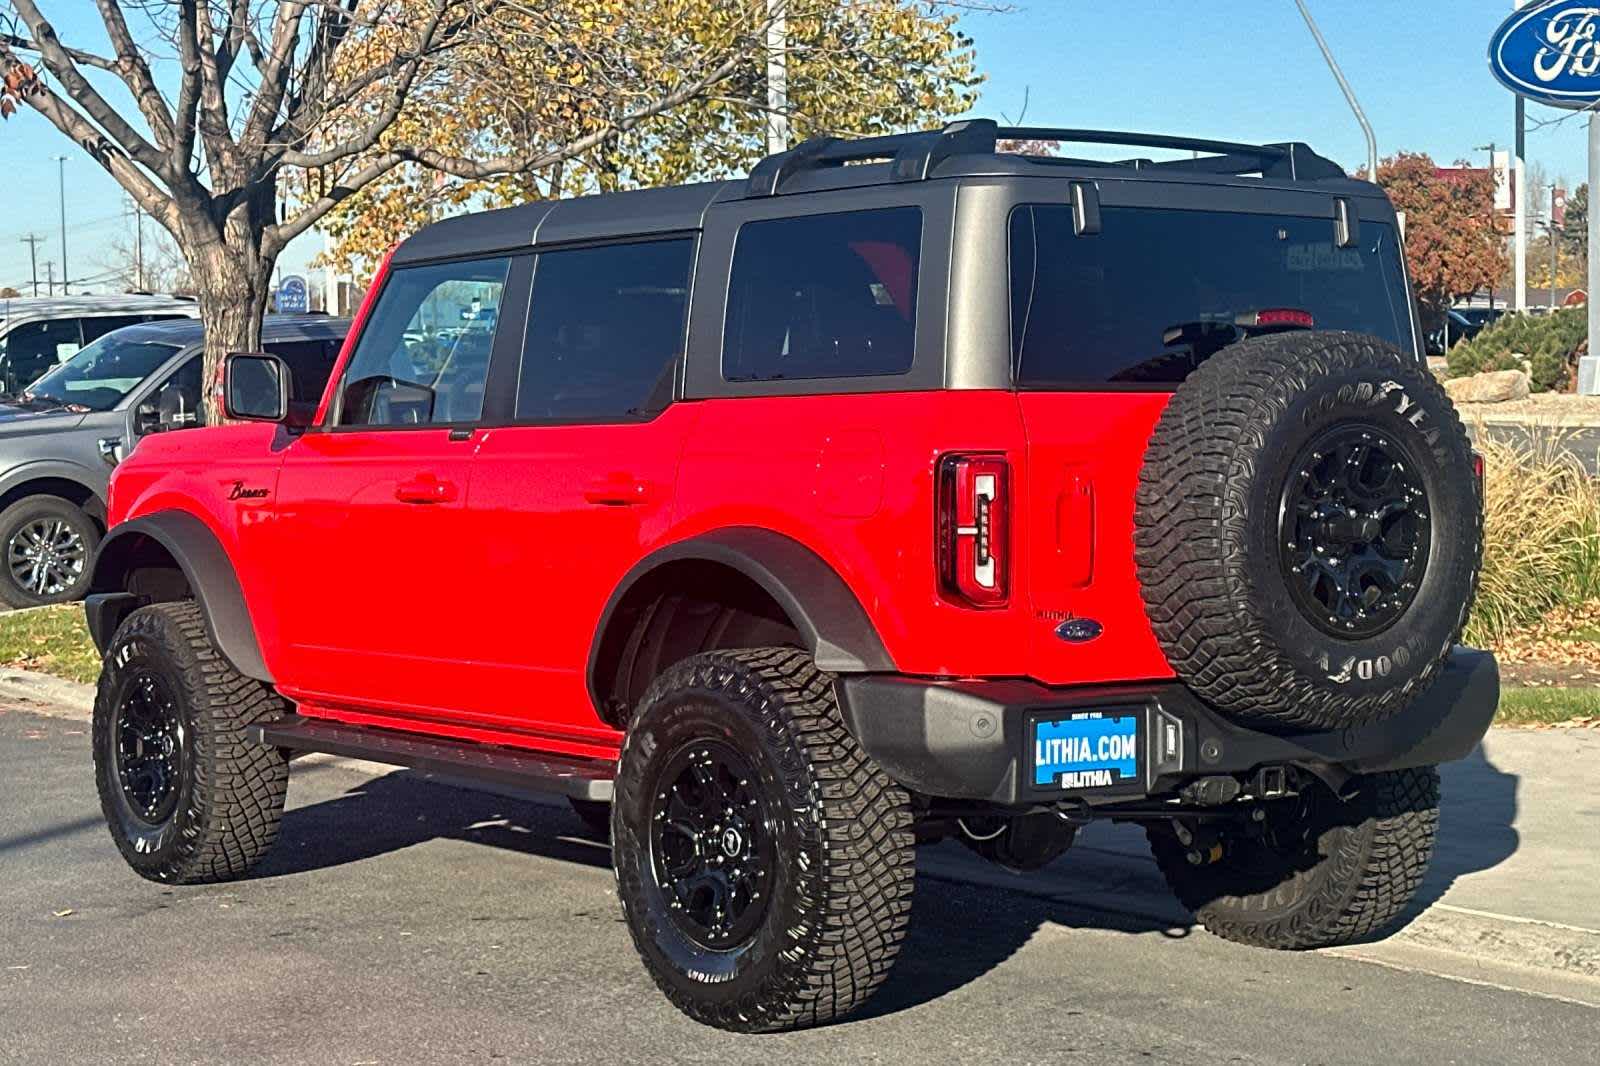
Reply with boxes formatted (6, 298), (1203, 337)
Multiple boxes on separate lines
(92, 602), (289, 884)
(1146, 767), (1439, 949)
(0, 495), (98, 607)
(612, 648), (915, 1032)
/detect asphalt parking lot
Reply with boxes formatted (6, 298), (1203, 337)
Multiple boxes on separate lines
(2, 705), (1596, 1066)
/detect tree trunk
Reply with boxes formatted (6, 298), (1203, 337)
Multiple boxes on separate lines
(193, 248), (272, 424)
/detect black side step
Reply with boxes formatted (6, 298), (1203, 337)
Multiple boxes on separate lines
(250, 717), (616, 802)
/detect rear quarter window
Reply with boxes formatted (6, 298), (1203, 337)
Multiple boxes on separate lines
(1010, 205), (1412, 387)
(722, 206), (921, 382)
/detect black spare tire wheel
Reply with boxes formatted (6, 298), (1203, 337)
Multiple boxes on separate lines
(1135, 332), (1480, 732)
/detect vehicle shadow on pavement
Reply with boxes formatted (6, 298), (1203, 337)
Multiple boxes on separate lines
(1407, 742), (1520, 917)
(255, 768), (613, 880)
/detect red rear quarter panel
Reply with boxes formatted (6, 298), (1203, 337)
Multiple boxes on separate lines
(673, 389), (1173, 685)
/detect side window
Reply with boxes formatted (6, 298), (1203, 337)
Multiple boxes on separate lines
(4, 318), (84, 386)
(336, 257), (510, 426)
(82, 315), (170, 345)
(517, 239), (693, 421)
(266, 339), (341, 403)
(722, 207), (921, 382)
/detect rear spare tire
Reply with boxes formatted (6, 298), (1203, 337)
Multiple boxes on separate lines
(1135, 332), (1479, 732)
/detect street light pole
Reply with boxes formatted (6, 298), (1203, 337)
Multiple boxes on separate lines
(1476, 142), (1500, 312)
(1293, 0), (1378, 181)
(1550, 182), (1560, 310)
(53, 155), (68, 296)
(765, 0), (789, 155)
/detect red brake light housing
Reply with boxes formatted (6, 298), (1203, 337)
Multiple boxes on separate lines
(1237, 308), (1315, 330)
(937, 453), (1010, 607)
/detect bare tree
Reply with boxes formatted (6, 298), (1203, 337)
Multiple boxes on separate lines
(99, 225), (193, 295)
(0, 0), (795, 414)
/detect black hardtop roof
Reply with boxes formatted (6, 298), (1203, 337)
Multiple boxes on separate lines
(105, 313), (351, 349)
(392, 118), (1379, 265)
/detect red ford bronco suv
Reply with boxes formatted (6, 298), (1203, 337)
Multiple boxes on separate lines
(85, 121), (1495, 1032)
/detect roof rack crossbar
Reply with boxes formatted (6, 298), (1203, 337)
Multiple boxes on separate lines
(744, 120), (1346, 196)
(746, 120), (999, 197)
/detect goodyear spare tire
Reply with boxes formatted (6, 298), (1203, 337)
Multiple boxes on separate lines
(1134, 331), (1480, 732)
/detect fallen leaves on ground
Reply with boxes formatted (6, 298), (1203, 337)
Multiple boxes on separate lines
(1492, 599), (1600, 670)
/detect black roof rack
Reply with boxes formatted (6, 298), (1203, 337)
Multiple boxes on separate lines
(745, 119), (1347, 197)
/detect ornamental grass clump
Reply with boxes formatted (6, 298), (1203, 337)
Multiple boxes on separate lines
(1465, 429), (1600, 647)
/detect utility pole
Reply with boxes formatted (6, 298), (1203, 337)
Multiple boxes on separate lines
(53, 155), (69, 296)
(765, 0), (789, 155)
(44, 261), (54, 297)
(19, 235), (43, 297)
(124, 198), (145, 291)
(1293, 0), (1377, 180)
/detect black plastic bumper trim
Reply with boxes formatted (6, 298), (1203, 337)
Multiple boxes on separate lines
(251, 717), (616, 802)
(836, 648), (1499, 807)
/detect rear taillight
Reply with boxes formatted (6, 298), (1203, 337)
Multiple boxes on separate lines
(937, 454), (1010, 607)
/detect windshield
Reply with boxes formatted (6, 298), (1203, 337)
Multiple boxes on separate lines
(24, 333), (180, 411)
(1010, 205), (1414, 386)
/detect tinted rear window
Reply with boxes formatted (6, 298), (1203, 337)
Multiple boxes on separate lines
(517, 238), (694, 421)
(723, 207), (921, 381)
(1010, 205), (1412, 386)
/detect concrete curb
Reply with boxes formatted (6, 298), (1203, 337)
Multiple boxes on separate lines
(0, 669), (94, 717)
(1462, 411), (1600, 428)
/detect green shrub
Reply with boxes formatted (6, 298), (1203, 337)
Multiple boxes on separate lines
(1446, 306), (1584, 391)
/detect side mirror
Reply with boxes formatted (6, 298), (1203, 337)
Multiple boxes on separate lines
(135, 400), (160, 434)
(223, 352), (291, 423)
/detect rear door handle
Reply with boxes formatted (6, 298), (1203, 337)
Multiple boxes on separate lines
(395, 474), (459, 504)
(583, 475), (653, 506)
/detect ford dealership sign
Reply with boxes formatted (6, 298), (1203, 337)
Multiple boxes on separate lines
(1490, 2), (1600, 108)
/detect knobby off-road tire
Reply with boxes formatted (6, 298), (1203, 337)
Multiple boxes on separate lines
(1135, 332), (1480, 732)
(0, 495), (99, 608)
(611, 647), (916, 1032)
(92, 601), (289, 883)
(1146, 767), (1440, 949)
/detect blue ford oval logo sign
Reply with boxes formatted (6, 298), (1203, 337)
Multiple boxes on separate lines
(1490, 2), (1600, 108)
(1054, 617), (1103, 644)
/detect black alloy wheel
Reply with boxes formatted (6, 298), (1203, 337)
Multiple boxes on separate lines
(647, 740), (776, 949)
(113, 670), (189, 825)
(1278, 423), (1431, 638)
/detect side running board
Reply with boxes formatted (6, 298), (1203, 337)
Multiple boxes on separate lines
(249, 716), (616, 802)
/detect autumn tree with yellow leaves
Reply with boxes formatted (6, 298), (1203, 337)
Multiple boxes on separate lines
(299, 0), (983, 276)
(1, 0), (981, 416)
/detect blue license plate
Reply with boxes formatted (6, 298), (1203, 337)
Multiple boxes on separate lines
(1032, 713), (1140, 790)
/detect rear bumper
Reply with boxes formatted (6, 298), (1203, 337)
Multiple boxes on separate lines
(835, 648), (1499, 807)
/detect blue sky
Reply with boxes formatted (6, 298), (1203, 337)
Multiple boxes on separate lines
(0, 1), (1589, 294)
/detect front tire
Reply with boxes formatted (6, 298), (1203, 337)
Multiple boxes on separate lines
(1146, 767), (1440, 949)
(0, 495), (99, 607)
(92, 602), (289, 884)
(612, 648), (915, 1032)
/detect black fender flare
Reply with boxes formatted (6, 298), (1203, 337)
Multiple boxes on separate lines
(86, 511), (272, 682)
(587, 527), (895, 709)
(0, 460), (107, 524)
